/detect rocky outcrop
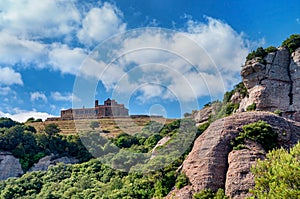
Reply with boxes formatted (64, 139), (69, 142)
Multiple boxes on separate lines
(193, 102), (221, 126)
(29, 154), (78, 172)
(166, 111), (300, 199)
(0, 152), (23, 180)
(225, 140), (265, 199)
(240, 47), (300, 121)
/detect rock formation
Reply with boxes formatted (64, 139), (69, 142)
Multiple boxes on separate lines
(0, 152), (23, 180)
(240, 47), (300, 121)
(166, 111), (300, 199)
(29, 154), (78, 172)
(192, 102), (221, 126)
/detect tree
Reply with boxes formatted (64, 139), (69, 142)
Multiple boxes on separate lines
(44, 123), (60, 136)
(282, 34), (300, 53)
(0, 117), (19, 128)
(250, 142), (300, 198)
(89, 121), (100, 130)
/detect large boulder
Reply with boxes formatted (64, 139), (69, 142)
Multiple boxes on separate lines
(166, 111), (300, 199)
(0, 152), (23, 180)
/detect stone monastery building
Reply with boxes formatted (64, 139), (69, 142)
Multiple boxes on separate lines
(61, 99), (129, 120)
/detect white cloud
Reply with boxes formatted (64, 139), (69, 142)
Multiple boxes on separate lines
(0, 110), (55, 122)
(80, 17), (250, 103)
(51, 91), (80, 102)
(30, 92), (47, 102)
(0, 32), (47, 66)
(0, 67), (23, 85)
(0, 0), (80, 38)
(77, 3), (126, 46)
(49, 44), (88, 74)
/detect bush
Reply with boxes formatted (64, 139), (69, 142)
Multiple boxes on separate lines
(0, 117), (19, 128)
(193, 189), (228, 199)
(265, 46), (278, 53)
(232, 120), (278, 152)
(44, 124), (60, 136)
(175, 173), (189, 189)
(89, 121), (100, 130)
(246, 103), (256, 111)
(246, 47), (267, 61)
(274, 109), (283, 116)
(282, 34), (300, 53)
(250, 142), (300, 198)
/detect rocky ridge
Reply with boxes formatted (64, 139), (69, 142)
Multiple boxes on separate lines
(167, 111), (300, 199)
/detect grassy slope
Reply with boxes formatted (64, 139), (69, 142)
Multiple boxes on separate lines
(29, 117), (175, 137)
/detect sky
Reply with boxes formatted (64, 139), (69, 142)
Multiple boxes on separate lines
(0, 0), (299, 122)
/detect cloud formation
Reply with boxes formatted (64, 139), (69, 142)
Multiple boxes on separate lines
(51, 92), (80, 102)
(79, 17), (250, 104)
(77, 3), (126, 46)
(0, 67), (23, 85)
(0, 110), (55, 122)
(30, 92), (47, 102)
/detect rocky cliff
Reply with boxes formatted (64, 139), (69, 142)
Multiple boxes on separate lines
(167, 111), (300, 199)
(29, 154), (78, 172)
(239, 47), (300, 120)
(0, 153), (78, 180)
(0, 152), (24, 180)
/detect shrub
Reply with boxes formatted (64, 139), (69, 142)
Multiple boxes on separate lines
(265, 46), (278, 53)
(232, 120), (278, 152)
(175, 173), (189, 189)
(246, 47), (267, 61)
(44, 124), (60, 136)
(89, 121), (100, 130)
(246, 103), (256, 111)
(250, 142), (300, 198)
(274, 109), (283, 116)
(282, 34), (300, 53)
(193, 189), (228, 199)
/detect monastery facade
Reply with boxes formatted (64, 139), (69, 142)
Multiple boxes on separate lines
(60, 98), (129, 120)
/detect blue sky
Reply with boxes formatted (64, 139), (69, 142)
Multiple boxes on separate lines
(0, 0), (299, 122)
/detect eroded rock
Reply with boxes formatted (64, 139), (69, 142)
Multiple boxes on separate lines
(0, 152), (23, 180)
(29, 154), (78, 172)
(240, 47), (300, 121)
(166, 111), (300, 199)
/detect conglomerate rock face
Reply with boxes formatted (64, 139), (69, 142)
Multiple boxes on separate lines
(166, 111), (300, 199)
(239, 47), (300, 121)
(29, 154), (78, 172)
(225, 140), (265, 199)
(0, 152), (24, 180)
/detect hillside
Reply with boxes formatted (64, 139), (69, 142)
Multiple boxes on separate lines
(29, 117), (175, 137)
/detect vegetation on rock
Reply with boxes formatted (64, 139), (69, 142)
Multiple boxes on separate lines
(231, 120), (278, 151)
(193, 189), (228, 199)
(250, 142), (300, 198)
(282, 34), (300, 53)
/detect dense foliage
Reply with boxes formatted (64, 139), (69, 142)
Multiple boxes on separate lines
(282, 34), (300, 53)
(246, 46), (278, 61)
(250, 142), (300, 198)
(231, 120), (278, 151)
(0, 120), (91, 170)
(0, 118), (202, 198)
